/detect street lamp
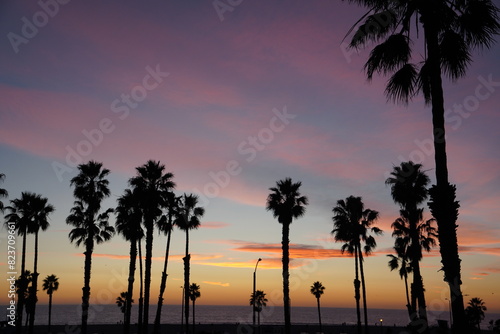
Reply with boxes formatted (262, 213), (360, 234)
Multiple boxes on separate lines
(253, 258), (262, 330)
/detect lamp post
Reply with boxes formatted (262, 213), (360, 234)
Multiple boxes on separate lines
(253, 258), (262, 330)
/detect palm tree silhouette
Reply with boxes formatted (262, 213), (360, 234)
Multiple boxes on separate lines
(0, 173), (7, 213)
(116, 188), (143, 334)
(310, 281), (325, 333)
(66, 161), (115, 334)
(116, 292), (134, 324)
(154, 194), (180, 334)
(5, 192), (37, 334)
(346, 1), (499, 329)
(250, 290), (268, 328)
(16, 271), (34, 328)
(332, 195), (382, 334)
(27, 194), (54, 334)
(386, 161), (436, 331)
(174, 194), (204, 334)
(42, 274), (59, 333)
(391, 209), (437, 330)
(266, 177), (308, 334)
(465, 297), (487, 331)
(189, 283), (201, 333)
(387, 242), (412, 317)
(129, 160), (175, 333)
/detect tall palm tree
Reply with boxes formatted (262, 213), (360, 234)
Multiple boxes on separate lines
(346, 1), (499, 330)
(0, 173), (7, 213)
(27, 194), (54, 334)
(310, 281), (325, 333)
(42, 274), (59, 333)
(174, 194), (204, 334)
(154, 194), (180, 334)
(116, 188), (143, 334)
(465, 298), (487, 331)
(5, 192), (37, 334)
(266, 178), (308, 334)
(189, 283), (201, 333)
(332, 195), (381, 334)
(250, 290), (268, 328)
(66, 161), (115, 334)
(386, 161), (436, 331)
(116, 292), (134, 324)
(129, 160), (175, 333)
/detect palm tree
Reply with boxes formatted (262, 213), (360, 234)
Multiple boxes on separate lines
(266, 178), (308, 334)
(5, 192), (37, 334)
(42, 274), (59, 333)
(154, 194), (180, 334)
(0, 173), (7, 213)
(465, 298), (487, 331)
(391, 209), (437, 330)
(174, 194), (204, 334)
(346, 1), (499, 330)
(189, 283), (201, 333)
(387, 241), (412, 317)
(129, 160), (175, 333)
(310, 281), (325, 333)
(386, 161), (435, 330)
(250, 290), (268, 328)
(27, 194), (54, 334)
(66, 161), (115, 334)
(16, 271), (34, 328)
(332, 195), (382, 334)
(116, 292), (134, 324)
(116, 188), (143, 334)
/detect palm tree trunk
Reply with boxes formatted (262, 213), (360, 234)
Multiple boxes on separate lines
(421, 3), (466, 332)
(143, 221), (154, 334)
(16, 232), (27, 334)
(82, 240), (93, 334)
(138, 238), (144, 334)
(404, 274), (412, 320)
(282, 222), (291, 334)
(358, 246), (369, 334)
(192, 299), (196, 334)
(124, 239), (137, 334)
(154, 227), (173, 334)
(28, 231), (40, 334)
(354, 245), (362, 334)
(412, 259), (429, 332)
(184, 229), (190, 334)
(48, 293), (53, 332)
(316, 297), (322, 333)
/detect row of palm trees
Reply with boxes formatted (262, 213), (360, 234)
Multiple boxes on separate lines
(66, 160), (204, 334)
(2, 160), (440, 334)
(265, 163), (442, 334)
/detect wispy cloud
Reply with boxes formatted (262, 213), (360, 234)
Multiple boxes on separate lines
(202, 281), (230, 287)
(201, 221), (231, 229)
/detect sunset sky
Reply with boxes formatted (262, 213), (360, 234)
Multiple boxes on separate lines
(1, 0), (499, 319)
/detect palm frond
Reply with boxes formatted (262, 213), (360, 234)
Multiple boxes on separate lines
(385, 63), (419, 104)
(440, 30), (471, 81)
(365, 34), (412, 79)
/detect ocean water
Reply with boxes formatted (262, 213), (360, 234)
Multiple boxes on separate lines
(2, 304), (500, 329)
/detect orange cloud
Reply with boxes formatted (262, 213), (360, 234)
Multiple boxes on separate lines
(196, 257), (305, 270)
(201, 221), (230, 229)
(76, 253), (223, 262)
(202, 281), (230, 287)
